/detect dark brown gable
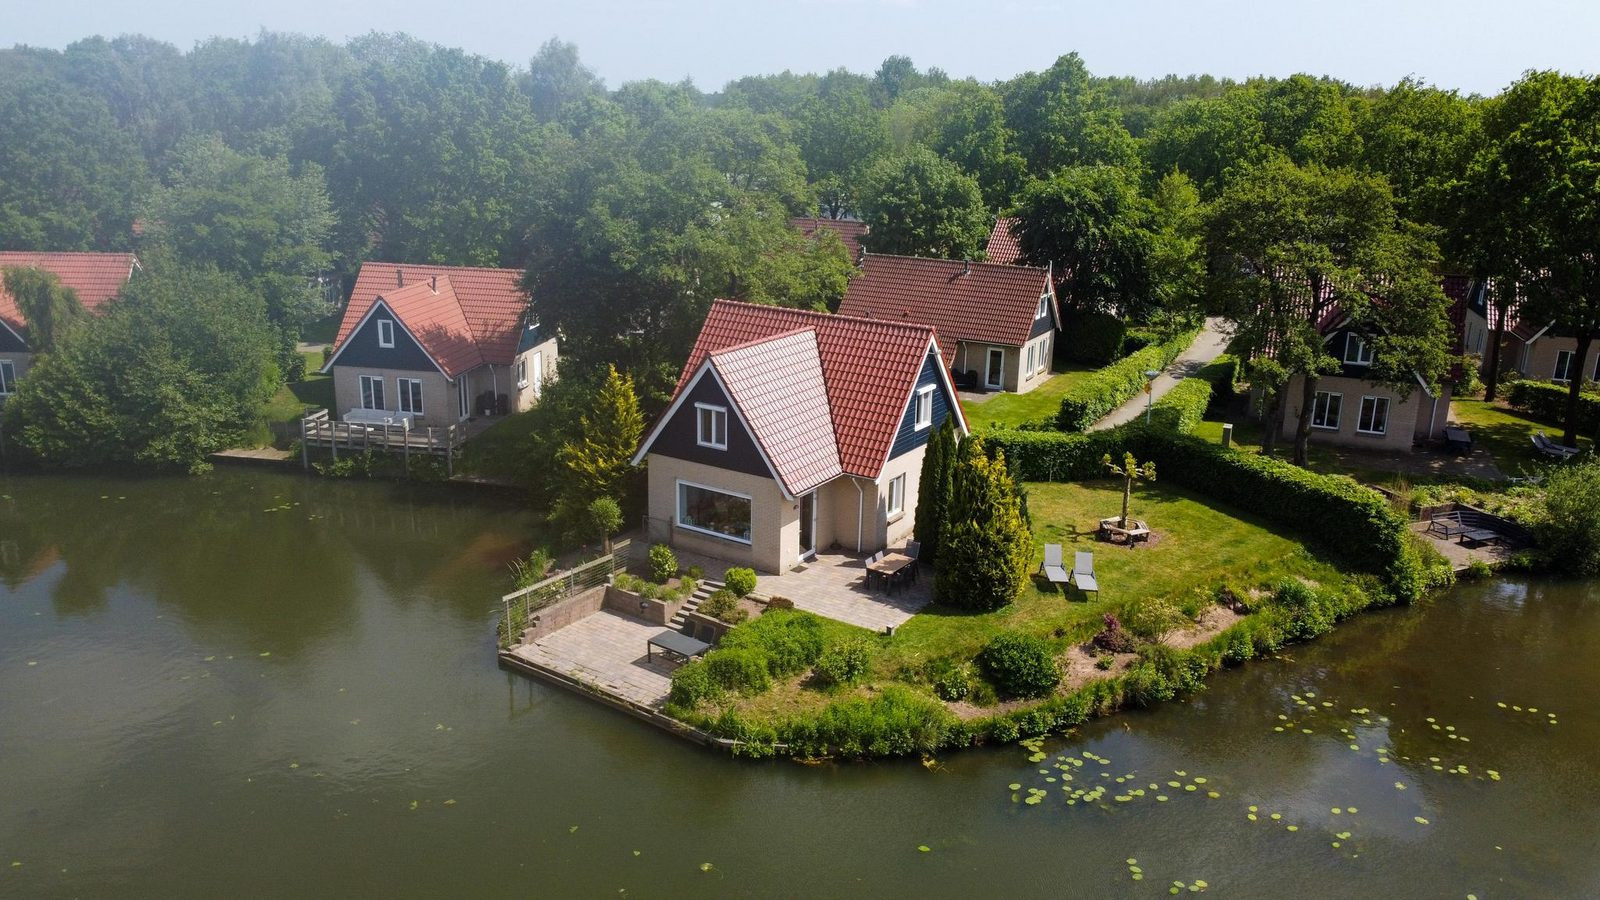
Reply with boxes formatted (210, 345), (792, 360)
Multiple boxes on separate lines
(649, 368), (772, 482)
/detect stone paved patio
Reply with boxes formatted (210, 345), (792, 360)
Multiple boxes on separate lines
(1409, 521), (1517, 571)
(753, 552), (931, 631)
(509, 610), (680, 709)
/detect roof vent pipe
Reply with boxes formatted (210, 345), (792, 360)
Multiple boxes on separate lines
(856, 246), (866, 266)
(430, 275), (438, 293)
(962, 258), (971, 275)
(395, 268), (404, 287)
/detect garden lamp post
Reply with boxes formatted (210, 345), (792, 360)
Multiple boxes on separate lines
(1143, 369), (1161, 424)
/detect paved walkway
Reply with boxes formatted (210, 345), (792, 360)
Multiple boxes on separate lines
(1090, 318), (1232, 431)
(510, 610), (678, 709)
(753, 553), (931, 632)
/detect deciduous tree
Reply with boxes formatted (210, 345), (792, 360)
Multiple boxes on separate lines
(858, 147), (989, 259)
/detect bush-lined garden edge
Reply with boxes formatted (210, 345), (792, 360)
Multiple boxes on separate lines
(1055, 326), (1201, 431)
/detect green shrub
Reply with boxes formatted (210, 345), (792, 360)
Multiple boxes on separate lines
(686, 565), (704, 580)
(612, 572), (643, 593)
(698, 588), (747, 624)
(1056, 327), (1200, 431)
(1507, 380), (1600, 432)
(771, 685), (955, 757)
(1462, 559), (1494, 580)
(723, 567), (758, 597)
(704, 648), (772, 695)
(925, 658), (972, 701)
(1121, 598), (1185, 642)
(814, 639), (873, 686)
(1121, 328), (1157, 356)
(717, 609), (826, 677)
(1146, 355), (1237, 434)
(1095, 654), (1114, 670)
(509, 547), (554, 589)
(936, 437), (1033, 612)
(1536, 458), (1600, 575)
(667, 659), (722, 708)
(1061, 309), (1128, 365)
(648, 543), (678, 583)
(978, 632), (1061, 699)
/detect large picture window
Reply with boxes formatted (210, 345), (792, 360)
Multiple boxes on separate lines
(397, 377), (424, 415)
(677, 482), (752, 544)
(0, 359), (15, 395)
(695, 403), (728, 449)
(1358, 396), (1390, 435)
(1311, 391), (1342, 430)
(359, 374), (385, 410)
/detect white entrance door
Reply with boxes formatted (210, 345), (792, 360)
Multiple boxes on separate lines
(986, 348), (1005, 389)
(799, 491), (817, 560)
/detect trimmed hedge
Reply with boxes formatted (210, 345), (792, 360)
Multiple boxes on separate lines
(983, 429), (1125, 481)
(1148, 354), (1238, 434)
(1506, 380), (1600, 433)
(1060, 310), (1128, 365)
(1056, 327), (1201, 431)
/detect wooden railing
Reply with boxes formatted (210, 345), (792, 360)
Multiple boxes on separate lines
(498, 539), (632, 649)
(299, 409), (462, 472)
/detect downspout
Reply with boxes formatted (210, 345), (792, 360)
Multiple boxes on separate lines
(853, 477), (867, 553)
(1428, 394), (1439, 441)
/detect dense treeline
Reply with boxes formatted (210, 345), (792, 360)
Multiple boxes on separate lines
(2, 32), (1595, 467)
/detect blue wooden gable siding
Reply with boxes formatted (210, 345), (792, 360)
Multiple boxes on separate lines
(515, 322), (544, 354)
(0, 323), (28, 353)
(889, 350), (955, 460)
(331, 301), (440, 373)
(649, 369), (772, 481)
(1028, 295), (1056, 340)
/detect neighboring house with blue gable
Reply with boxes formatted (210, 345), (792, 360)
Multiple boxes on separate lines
(632, 299), (967, 574)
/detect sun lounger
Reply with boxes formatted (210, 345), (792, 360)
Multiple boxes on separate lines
(1072, 551), (1098, 598)
(1040, 543), (1071, 589)
(1533, 432), (1580, 460)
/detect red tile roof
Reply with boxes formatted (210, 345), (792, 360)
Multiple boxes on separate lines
(836, 254), (1055, 368)
(985, 217), (1022, 265)
(335, 262), (527, 370)
(709, 329), (843, 495)
(373, 276), (486, 378)
(0, 251), (139, 337)
(665, 300), (946, 479)
(791, 217), (868, 259)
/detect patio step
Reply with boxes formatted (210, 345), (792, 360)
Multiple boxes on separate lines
(669, 579), (724, 629)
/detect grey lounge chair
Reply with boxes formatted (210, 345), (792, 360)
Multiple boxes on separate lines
(1072, 551), (1099, 598)
(1040, 543), (1071, 589)
(1534, 431), (1581, 459)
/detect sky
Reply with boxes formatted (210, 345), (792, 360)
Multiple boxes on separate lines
(11, 0), (1599, 95)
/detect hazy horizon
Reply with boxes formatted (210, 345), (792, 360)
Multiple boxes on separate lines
(9, 0), (1599, 95)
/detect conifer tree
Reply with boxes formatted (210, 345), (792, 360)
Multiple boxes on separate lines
(935, 435), (1032, 611)
(556, 365), (645, 527)
(913, 416), (957, 567)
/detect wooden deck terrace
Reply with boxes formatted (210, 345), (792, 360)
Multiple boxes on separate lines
(298, 409), (498, 472)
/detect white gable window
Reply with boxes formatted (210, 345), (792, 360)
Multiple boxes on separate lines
(397, 377), (423, 415)
(1345, 334), (1373, 365)
(1036, 295), (1050, 319)
(695, 403), (728, 450)
(377, 319), (395, 349)
(0, 359), (15, 395)
(1358, 395), (1389, 435)
(914, 385), (934, 429)
(887, 473), (906, 518)
(359, 374), (386, 410)
(1554, 350), (1575, 383)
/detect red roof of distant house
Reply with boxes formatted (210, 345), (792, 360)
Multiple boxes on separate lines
(0, 251), (140, 337)
(334, 263), (527, 370)
(791, 217), (868, 259)
(986, 217), (1022, 265)
(835, 254), (1056, 369)
(655, 299), (959, 479)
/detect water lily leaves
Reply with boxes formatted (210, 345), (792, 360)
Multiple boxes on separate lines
(632, 850), (641, 857)
(444, 799), (457, 806)
(1008, 783), (1022, 791)
(1414, 816), (1430, 825)
(917, 845), (931, 853)
(570, 825), (580, 833)
(699, 863), (714, 872)
(259, 652), (271, 658)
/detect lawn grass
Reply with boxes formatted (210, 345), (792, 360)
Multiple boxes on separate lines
(724, 478), (1354, 721)
(960, 365), (1097, 429)
(1448, 397), (1592, 476)
(455, 409), (541, 485)
(260, 352), (334, 425)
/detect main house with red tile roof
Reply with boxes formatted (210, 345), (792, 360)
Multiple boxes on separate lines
(0, 251), (140, 400)
(631, 300), (967, 574)
(836, 254), (1060, 394)
(321, 262), (557, 426)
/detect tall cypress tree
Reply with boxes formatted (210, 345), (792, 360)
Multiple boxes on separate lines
(935, 435), (1032, 611)
(914, 416), (957, 567)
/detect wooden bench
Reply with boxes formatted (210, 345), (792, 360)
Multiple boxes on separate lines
(1427, 512), (1470, 540)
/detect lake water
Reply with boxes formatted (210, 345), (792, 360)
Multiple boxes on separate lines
(3, 467), (1597, 898)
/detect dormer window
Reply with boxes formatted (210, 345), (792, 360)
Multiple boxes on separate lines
(914, 385), (934, 429)
(695, 403), (728, 450)
(1036, 296), (1050, 319)
(1345, 335), (1372, 366)
(377, 319), (395, 349)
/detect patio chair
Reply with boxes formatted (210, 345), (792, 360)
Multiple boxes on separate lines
(905, 540), (921, 581)
(1039, 543), (1071, 591)
(865, 551), (885, 590)
(1071, 551), (1099, 599)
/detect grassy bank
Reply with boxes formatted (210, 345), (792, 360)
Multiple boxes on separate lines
(961, 366), (1097, 429)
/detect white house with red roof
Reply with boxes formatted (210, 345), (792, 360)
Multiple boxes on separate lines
(631, 300), (967, 574)
(836, 254), (1060, 394)
(321, 263), (557, 426)
(0, 251), (140, 400)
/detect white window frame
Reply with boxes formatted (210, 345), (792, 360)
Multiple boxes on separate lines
(359, 374), (386, 410)
(377, 319), (395, 349)
(515, 357), (529, 388)
(675, 480), (753, 545)
(1036, 295), (1049, 320)
(1357, 395), (1389, 436)
(0, 359), (15, 395)
(1035, 338), (1048, 374)
(695, 402), (728, 450)
(886, 473), (906, 519)
(396, 377), (424, 415)
(985, 348), (1005, 389)
(1311, 390), (1342, 430)
(1554, 349), (1575, 383)
(1345, 334), (1373, 366)
(1025, 344), (1036, 380)
(913, 385), (934, 430)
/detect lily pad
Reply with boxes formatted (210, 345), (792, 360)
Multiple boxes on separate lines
(1414, 816), (1430, 825)
(918, 845), (931, 853)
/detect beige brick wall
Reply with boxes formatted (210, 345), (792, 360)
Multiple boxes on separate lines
(1521, 336), (1591, 383)
(646, 454), (795, 574)
(509, 337), (559, 412)
(955, 340), (1020, 392)
(332, 366), (458, 427)
(1016, 332), (1054, 394)
(1279, 374), (1446, 452)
